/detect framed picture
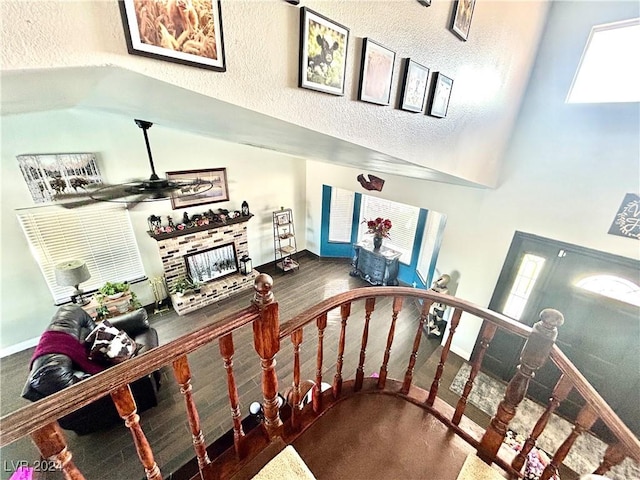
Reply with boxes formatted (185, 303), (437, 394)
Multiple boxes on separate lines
(451, 0), (476, 41)
(608, 193), (640, 239)
(166, 168), (229, 209)
(17, 153), (103, 204)
(275, 212), (290, 226)
(119, 0), (226, 71)
(399, 59), (430, 113)
(428, 73), (454, 118)
(299, 7), (350, 96)
(358, 38), (396, 106)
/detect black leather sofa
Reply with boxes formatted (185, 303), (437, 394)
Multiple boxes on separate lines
(22, 305), (162, 435)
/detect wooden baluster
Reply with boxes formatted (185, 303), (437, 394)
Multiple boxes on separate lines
(291, 328), (303, 431)
(313, 313), (328, 413)
(333, 302), (351, 399)
(401, 299), (432, 394)
(478, 309), (565, 464)
(219, 334), (246, 459)
(355, 297), (376, 391)
(31, 422), (84, 480)
(172, 355), (212, 477)
(540, 404), (598, 480)
(594, 443), (628, 476)
(512, 374), (573, 472)
(111, 385), (162, 480)
(252, 273), (283, 437)
(452, 322), (497, 425)
(378, 297), (404, 389)
(426, 308), (462, 406)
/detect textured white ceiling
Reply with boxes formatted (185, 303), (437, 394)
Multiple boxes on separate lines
(1, 66), (484, 186)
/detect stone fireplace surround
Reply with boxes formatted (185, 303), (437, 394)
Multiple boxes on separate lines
(149, 216), (258, 315)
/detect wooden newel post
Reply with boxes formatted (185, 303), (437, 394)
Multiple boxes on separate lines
(252, 273), (283, 437)
(478, 308), (564, 464)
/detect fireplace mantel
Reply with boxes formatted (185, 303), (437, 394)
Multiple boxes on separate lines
(147, 214), (253, 241)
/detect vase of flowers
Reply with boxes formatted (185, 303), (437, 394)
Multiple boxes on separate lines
(363, 217), (392, 250)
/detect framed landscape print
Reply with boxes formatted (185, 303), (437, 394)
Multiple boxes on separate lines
(119, 0), (226, 71)
(358, 38), (396, 106)
(399, 59), (430, 112)
(299, 7), (350, 95)
(428, 73), (454, 118)
(451, 0), (476, 41)
(166, 168), (229, 209)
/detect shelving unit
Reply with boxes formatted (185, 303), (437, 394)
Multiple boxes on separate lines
(273, 208), (299, 273)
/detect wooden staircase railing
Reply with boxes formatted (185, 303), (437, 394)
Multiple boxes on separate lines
(1, 275), (638, 480)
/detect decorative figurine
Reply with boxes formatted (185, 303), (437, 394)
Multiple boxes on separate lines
(182, 212), (190, 225)
(167, 216), (175, 228)
(242, 201), (250, 217)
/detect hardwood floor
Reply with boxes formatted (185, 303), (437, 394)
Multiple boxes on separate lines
(0, 255), (477, 480)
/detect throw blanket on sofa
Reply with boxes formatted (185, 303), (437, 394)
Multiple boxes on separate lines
(31, 331), (106, 375)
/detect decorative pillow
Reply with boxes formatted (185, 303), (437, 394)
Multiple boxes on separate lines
(85, 320), (137, 364)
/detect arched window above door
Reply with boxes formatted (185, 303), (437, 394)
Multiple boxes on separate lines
(575, 275), (640, 307)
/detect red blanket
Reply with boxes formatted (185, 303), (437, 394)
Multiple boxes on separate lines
(31, 331), (106, 375)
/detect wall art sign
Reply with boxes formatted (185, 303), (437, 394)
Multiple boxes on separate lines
(428, 73), (454, 118)
(166, 168), (229, 209)
(119, 0), (226, 71)
(299, 7), (350, 96)
(399, 59), (430, 112)
(17, 153), (103, 204)
(451, 0), (476, 41)
(358, 38), (396, 106)
(608, 193), (640, 239)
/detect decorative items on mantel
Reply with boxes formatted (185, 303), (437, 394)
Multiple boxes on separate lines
(147, 205), (253, 240)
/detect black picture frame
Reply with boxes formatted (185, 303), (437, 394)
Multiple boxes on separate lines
(119, 0), (226, 71)
(358, 38), (396, 106)
(428, 73), (454, 118)
(399, 59), (430, 113)
(166, 168), (229, 209)
(299, 7), (350, 96)
(451, 0), (477, 41)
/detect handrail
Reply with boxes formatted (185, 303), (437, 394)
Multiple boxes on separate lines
(280, 286), (532, 339)
(550, 346), (640, 462)
(0, 305), (259, 447)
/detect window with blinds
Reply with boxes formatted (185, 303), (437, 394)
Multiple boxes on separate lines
(17, 203), (146, 304)
(357, 195), (420, 264)
(328, 187), (355, 243)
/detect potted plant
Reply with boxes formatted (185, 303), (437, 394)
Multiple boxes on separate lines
(171, 277), (201, 296)
(98, 281), (130, 299)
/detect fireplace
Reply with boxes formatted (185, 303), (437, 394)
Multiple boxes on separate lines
(148, 216), (257, 315)
(185, 243), (239, 284)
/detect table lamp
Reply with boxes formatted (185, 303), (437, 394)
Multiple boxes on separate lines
(55, 260), (91, 305)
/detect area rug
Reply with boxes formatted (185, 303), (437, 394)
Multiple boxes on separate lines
(450, 363), (639, 480)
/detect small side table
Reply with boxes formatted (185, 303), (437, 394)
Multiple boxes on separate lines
(82, 293), (133, 319)
(350, 241), (401, 286)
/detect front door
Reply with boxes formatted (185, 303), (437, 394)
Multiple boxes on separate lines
(476, 232), (640, 436)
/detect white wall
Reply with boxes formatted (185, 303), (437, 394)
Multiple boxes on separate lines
(0, 109), (307, 350)
(306, 1), (640, 359)
(0, 0), (549, 186)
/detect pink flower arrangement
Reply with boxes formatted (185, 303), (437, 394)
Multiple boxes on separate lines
(363, 217), (392, 238)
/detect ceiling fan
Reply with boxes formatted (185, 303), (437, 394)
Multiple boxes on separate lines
(54, 119), (212, 209)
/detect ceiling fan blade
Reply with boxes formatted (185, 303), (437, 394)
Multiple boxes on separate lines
(125, 194), (152, 210)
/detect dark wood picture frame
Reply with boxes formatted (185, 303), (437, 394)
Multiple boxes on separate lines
(119, 0), (226, 71)
(166, 168), (229, 209)
(428, 73), (454, 118)
(358, 38), (396, 106)
(399, 59), (430, 113)
(451, 0), (476, 41)
(299, 7), (350, 96)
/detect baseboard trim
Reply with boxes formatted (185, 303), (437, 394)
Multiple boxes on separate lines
(1, 336), (40, 358)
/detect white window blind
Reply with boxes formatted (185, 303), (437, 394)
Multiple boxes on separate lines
(17, 203), (146, 303)
(416, 210), (446, 285)
(357, 195), (419, 264)
(329, 187), (355, 243)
